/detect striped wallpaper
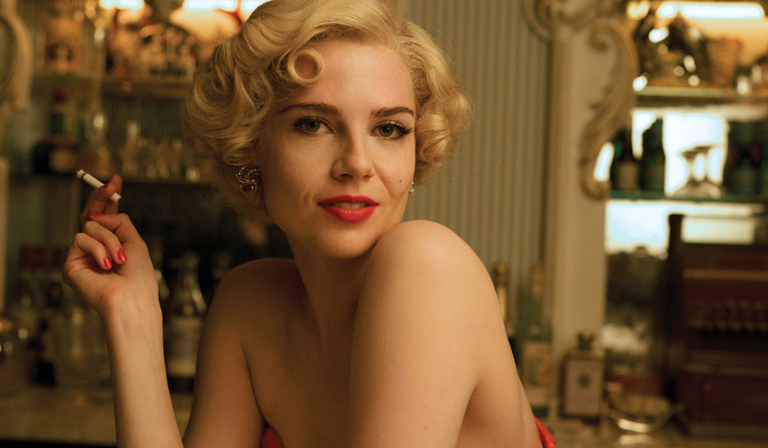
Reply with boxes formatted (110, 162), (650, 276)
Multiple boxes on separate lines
(399, 0), (551, 305)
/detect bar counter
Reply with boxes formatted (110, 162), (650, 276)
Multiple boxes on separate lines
(0, 386), (766, 447)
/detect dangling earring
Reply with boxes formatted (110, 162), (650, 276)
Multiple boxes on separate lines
(236, 164), (261, 193)
(409, 182), (415, 194)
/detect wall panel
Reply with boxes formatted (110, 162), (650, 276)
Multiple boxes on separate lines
(400, 0), (550, 307)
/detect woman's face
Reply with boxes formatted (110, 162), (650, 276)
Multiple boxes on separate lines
(256, 40), (417, 259)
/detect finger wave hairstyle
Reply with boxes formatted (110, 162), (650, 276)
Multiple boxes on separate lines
(183, 0), (470, 213)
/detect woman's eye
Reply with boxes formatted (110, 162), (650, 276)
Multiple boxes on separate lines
(376, 122), (412, 139)
(294, 117), (329, 134)
(379, 124), (397, 137)
(303, 120), (322, 132)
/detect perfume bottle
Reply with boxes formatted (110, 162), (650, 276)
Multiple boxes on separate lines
(560, 331), (605, 422)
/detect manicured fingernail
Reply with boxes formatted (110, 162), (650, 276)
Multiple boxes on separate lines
(104, 257), (112, 269)
(89, 213), (105, 218)
(102, 182), (110, 188)
(117, 249), (127, 263)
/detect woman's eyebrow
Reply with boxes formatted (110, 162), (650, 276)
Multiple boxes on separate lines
(372, 106), (415, 118)
(277, 102), (340, 115)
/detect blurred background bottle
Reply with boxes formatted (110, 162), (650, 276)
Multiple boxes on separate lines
(640, 119), (666, 193)
(79, 106), (118, 179)
(31, 89), (79, 176)
(165, 251), (207, 393)
(560, 331), (605, 423)
(492, 261), (516, 359)
(611, 128), (640, 192)
(5, 247), (44, 382)
(516, 262), (553, 418)
(730, 121), (760, 195)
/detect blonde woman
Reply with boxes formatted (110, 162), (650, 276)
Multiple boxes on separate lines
(64, 0), (555, 447)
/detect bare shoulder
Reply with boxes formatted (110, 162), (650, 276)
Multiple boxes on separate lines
(362, 219), (500, 335)
(373, 219), (477, 263)
(207, 258), (302, 329)
(368, 220), (490, 291)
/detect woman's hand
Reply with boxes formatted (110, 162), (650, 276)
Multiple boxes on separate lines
(64, 175), (159, 319)
(79, 174), (122, 230)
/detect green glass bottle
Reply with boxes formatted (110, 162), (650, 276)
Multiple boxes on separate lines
(515, 262), (553, 418)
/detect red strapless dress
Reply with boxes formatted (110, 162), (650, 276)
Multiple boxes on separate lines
(260, 417), (556, 448)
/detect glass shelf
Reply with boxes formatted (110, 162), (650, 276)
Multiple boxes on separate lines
(101, 77), (192, 100)
(610, 190), (768, 205)
(33, 74), (192, 100)
(636, 86), (768, 107)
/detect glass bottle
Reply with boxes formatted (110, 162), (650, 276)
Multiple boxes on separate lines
(760, 123), (768, 196)
(165, 251), (207, 392)
(611, 128), (640, 192)
(34, 248), (60, 385)
(515, 262), (553, 418)
(79, 107), (117, 180)
(119, 120), (143, 178)
(79, 0), (108, 80)
(6, 247), (44, 374)
(560, 331), (605, 422)
(731, 122), (759, 196)
(31, 89), (79, 175)
(492, 262), (516, 358)
(44, 0), (82, 74)
(640, 119), (666, 193)
(148, 237), (171, 321)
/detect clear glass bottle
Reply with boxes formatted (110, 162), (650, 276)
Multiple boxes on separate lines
(148, 237), (171, 321)
(560, 331), (605, 422)
(492, 262), (516, 358)
(165, 251), (207, 392)
(516, 262), (553, 418)
(611, 129), (640, 192)
(31, 89), (79, 176)
(79, 107), (117, 180)
(119, 120), (142, 178)
(6, 247), (43, 374)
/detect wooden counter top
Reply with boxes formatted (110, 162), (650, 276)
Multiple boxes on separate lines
(0, 386), (191, 446)
(0, 386), (766, 447)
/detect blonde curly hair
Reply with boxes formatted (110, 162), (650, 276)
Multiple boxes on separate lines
(183, 0), (470, 213)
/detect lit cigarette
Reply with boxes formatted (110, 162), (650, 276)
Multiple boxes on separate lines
(76, 169), (121, 202)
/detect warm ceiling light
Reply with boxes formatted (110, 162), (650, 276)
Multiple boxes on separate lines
(99, 0), (145, 9)
(658, 2), (765, 20)
(240, 0), (268, 14)
(183, 0), (238, 11)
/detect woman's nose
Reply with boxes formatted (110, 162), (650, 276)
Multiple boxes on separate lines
(332, 134), (375, 180)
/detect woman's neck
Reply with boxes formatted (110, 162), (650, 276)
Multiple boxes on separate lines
(290, 246), (372, 346)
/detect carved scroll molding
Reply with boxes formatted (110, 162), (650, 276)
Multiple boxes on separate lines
(525, 0), (638, 200)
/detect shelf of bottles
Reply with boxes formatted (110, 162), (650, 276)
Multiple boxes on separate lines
(15, 0), (229, 184)
(609, 0), (768, 205)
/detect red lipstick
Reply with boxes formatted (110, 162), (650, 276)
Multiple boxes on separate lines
(318, 195), (378, 223)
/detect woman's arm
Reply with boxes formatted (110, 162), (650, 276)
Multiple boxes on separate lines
(346, 220), (540, 448)
(63, 177), (183, 448)
(65, 178), (264, 448)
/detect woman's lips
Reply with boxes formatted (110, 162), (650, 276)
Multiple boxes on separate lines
(318, 196), (378, 223)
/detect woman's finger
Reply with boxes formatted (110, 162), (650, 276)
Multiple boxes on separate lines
(86, 213), (144, 254)
(66, 231), (115, 273)
(79, 174), (123, 229)
(103, 174), (123, 215)
(82, 219), (127, 267)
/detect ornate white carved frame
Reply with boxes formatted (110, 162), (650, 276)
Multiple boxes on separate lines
(525, 0), (638, 200)
(521, 0), (639, 393)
